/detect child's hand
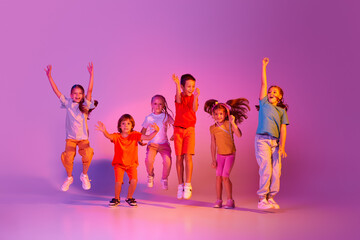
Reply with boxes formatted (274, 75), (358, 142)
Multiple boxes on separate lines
(172, 74), (180, 85)
(95, 121), (106, 133)
(170, 135), (174, 141)
(87, 62), (94, 75)
(151, 123), (159, 132)
(194, 88), (200, 98)
(278, 148), (287, 158)
(262, 57), (269, 67)
(44, 65), (52, 78)
(212, 160), (217, 168)
(138, 140), (147, 146)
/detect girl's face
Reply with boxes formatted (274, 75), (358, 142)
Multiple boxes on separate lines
(151, 97), (164, 115)
(181, 80), (195, 96)
(267, 87), (282, 105)
(120, 119), (133, 134)
(70, 87), (84, 103)
(213, 108), (226, 124)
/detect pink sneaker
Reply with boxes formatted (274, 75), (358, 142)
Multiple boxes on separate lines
(224, 199), (235, 209)
(213, 200), (223, 208)
(61, 176), (73, 192)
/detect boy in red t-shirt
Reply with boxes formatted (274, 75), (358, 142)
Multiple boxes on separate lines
(172, 73), (200, 200)
(96, 114), (159, 207)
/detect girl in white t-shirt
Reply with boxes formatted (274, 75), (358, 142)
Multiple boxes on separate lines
(140, 95), (174, 190)
(45, 63), (97, 192)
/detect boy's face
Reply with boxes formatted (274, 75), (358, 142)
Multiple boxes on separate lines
(181, 80), (196, 96)
(120, 119), (133, 134)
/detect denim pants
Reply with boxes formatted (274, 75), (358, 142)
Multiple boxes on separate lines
(255, 134), (281, 198)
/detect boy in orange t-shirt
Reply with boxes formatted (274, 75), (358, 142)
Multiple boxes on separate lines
(172, 73), (200, 200)
(96, 114), (159, 207)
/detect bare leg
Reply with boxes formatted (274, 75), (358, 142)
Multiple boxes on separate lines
(176, 155), (184, 184)
(114, 182), (122, 200)
(216, 176), (223, 200)
(127, 179), (137, 199)
(184, 154), (193, 183)
(223, 177), (233, 200)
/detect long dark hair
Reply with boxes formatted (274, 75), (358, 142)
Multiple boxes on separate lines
(71, 84), (98, 119)
(151, 94), (174, 124)
(204, 98), (250, 125)
(255, 85), (288, 111)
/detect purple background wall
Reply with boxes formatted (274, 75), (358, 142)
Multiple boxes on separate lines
(0, 0), (358, 202)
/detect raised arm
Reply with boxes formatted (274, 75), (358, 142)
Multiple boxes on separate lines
(229, 115), (241, 137)
(86, 62), (94, 101)
(193, 88), (200, 112)
(260, 57), (269, 100)
(172, 74), (181, 103)
(141, 123), (159, 141)
(96, 121), (114, 141)
(278, 124), (287, 158)
(45, 65), (62, 98)
(210, 132), (217, 168)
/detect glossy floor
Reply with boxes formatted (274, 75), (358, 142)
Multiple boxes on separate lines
(1, 180), (357, 240)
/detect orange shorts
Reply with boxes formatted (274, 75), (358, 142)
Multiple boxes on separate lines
(173, 126), (195, 156)
(114, 165), (137, 183)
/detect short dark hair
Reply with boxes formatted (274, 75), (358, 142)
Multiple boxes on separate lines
(180, 74), (196, 87)
(117, 114), (135, 133)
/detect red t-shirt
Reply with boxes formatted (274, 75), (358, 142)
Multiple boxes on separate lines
(111, 131), (142, 168)
(174, 93), (196, 128)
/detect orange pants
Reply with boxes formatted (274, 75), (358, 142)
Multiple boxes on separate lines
(61, 139), (94, 174)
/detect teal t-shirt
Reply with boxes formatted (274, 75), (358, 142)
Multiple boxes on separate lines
(256, 97), (289, 138)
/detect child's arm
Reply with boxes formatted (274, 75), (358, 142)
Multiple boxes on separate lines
(172, 74), (181, 103)
(210, 132), (217, 168)
(138, 127), (147, 146)
(96, 121), (114, 141)
(278, 124), (287, 158)
(260, 57), (269, 100)
(193, 88), (200, 112)
(86, 62), (94, 101)
(45, 65), (62, 98)
(141, 123), (159, 141)
(229, 115), (242, 137)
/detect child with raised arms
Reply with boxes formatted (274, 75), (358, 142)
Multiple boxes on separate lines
(45, 63), (97, 192)
(255, 57), (289, 209)
(96, 114), (159, 207)
(140, 95), (174, 190)
(172, 74), (200, 200)
(204, 99), (250, 208)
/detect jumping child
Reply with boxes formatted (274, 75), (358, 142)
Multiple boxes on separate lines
(204, 99), (250, 208)
(172, 74), (200, 200)
(45, 63), (97, 192)
(140, 95), (174, 190)
(255, 57), (289, 209)
(96, 114), (159, 207)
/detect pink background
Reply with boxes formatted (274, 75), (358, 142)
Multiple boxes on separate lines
(0, 1), (359, 237)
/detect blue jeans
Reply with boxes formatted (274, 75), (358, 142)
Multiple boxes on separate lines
(255, 134), (281, 198)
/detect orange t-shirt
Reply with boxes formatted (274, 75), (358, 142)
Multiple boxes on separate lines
(174, 93), (196, 128)
(111, 131), (142, 168)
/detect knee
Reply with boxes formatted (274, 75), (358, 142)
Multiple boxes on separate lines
(216, 176), (223, 182)
(130, 179), (137, 185)
(223, 177), (230, 183)
(61, 151), (75, 163)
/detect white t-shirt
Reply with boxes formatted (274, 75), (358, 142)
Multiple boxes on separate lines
(141, 113), (174, 144)
(60, 95), (95, 140)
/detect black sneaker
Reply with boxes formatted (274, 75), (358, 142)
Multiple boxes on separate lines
(109, 198), (120, 207)
(125, 198), (137, 206)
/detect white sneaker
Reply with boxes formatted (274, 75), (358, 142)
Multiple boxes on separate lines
(268, 198), (280, 209)
(258, 198), (273, 209)
(177, 184), (184, 199)
(183, 184), (192, 200)
(61, 176), (73, 192)
(147, 175), (154, 188)
(80, 173), (91, 190)
(161, 179), (168, 190)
